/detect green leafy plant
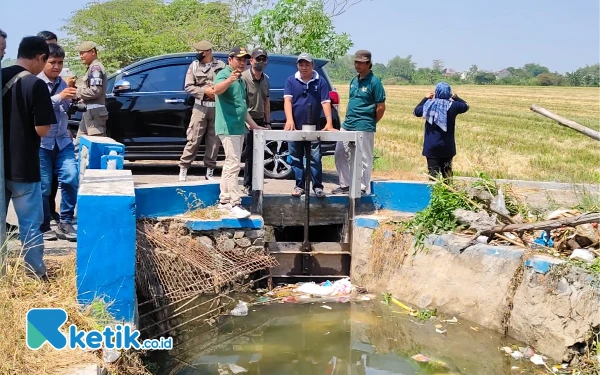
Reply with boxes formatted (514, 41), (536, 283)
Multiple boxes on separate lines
(403, 179), (475, 250)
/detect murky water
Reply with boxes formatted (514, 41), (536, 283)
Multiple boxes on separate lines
(150, 300), (543, 375)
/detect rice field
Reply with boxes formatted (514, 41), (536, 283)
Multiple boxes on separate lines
(324, 85), (600, 183)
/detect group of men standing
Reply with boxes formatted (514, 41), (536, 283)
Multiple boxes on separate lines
(179, 42), (387, 218)
(1, 30), (108, 279)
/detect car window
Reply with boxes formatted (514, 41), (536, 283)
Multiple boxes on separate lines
(261, 61), (332, 90)
(261, 61), (300, 90)
(107, 76), (115, 94)
(124, 64), (188, 92)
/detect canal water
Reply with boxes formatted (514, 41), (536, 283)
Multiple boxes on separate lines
(149, 300), (543, 375)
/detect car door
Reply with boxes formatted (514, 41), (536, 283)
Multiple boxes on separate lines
(111, 63), (190, 148)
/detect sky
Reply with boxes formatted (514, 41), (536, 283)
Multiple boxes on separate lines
(1, 0), (598, 73)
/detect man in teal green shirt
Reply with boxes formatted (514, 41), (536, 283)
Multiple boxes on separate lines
(333, 50), (386, 195)
(214, 46), (266, 218)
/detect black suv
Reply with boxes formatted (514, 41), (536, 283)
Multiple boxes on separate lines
(69, 52), (341, 179)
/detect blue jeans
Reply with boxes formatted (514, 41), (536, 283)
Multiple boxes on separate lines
(5, 180), (46, 277)
(39, 143), (79, 231)
(288, 141), (323, 190)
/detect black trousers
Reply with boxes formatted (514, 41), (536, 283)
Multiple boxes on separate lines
(243, 118), (265, 189)
(426, 157), (453, 179)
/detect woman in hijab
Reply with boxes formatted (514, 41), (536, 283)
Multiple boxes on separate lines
(413, 82), (469, 179)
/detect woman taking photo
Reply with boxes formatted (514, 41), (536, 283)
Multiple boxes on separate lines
(413, 82), (469, 179)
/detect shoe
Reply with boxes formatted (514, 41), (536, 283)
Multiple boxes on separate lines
(205, 168), (214, 180)
(43, 230), (58, 241)
(56, 223), (77, 242)
(230, 205), (251, 219)
(291, 187), (305, 197)
(361, 189), (367, 196)
(314, 188), (326, 198)
(51, 212), (60, 224)
(331, 186), (349, 195)
(218, 203), (233, 212)
(242, 186), (252, 196)
(178, 167), (188, 182)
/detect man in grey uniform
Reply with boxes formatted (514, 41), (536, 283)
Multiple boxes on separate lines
(74, 41), (108, 145)
(178, 40), (226, 182)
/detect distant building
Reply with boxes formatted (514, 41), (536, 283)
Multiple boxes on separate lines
(496, 68), (512, 79)
(442, 68), (457, 77)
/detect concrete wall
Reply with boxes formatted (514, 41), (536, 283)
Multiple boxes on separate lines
(351, 219), (600, 362)
(77, 169), (137, 323)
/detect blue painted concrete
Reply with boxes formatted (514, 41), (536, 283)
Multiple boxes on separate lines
(525, 255), (564, 274)
(79, 136), (125, 170)
(185, 216), (264, 231)
(77, 169), (136, 323)
(480, 246), (524, 260)
(355, 216), (380, 229)
(135, 183), (220, 218)
(371, 181), (431, 213)
(101, 154), (124, 170)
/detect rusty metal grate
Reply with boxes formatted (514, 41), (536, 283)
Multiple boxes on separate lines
(136, 221), (278, 306)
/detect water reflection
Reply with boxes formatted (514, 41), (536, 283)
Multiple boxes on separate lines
(155, 301), (537, 375)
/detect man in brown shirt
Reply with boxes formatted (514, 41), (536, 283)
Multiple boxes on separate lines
(74, 41), (108, 141)
(240, 47), (271, 194)
(178, 40), (226, 182)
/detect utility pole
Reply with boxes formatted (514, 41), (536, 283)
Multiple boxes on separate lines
(0, 56), (7, 276)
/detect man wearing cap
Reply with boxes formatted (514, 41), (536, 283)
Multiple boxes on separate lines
(73, 41), (108, 146)
(283, 52), (335, 198)
(241, 47), (271, 195)
(333, 49), (386, 195)
(213, 47), (267, 219)
(178, 40), (226, 182)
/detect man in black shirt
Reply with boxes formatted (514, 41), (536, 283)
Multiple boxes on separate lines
(2, 36), (55, 278)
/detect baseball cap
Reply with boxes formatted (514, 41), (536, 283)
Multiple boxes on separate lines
(251, 48), (268, 59)
(229, 46), (251, 58)
(297, 52), (313, 63)
(76, 41), (98, 52)
(354, 50), (371, 62)
(192, 40), (213, 51)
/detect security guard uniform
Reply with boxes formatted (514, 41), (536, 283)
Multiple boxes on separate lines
(178, 40), (226, 181)
(74, 41), (108, 138)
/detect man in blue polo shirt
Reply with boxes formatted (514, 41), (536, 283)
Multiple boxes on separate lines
(333, 50), (386, 195)
(284, 52), (334, 198)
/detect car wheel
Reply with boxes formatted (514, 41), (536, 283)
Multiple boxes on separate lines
(263, 140), (293, 180)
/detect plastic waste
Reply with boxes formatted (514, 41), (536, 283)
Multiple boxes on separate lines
(321, 305), (332, 310)
(296, 278), (353, 296)
(530, 354), (545, 365)
(534, 230), (554, 247)
(490, 188), (510, 217)
(296, 282), (333, 296)
(229, 301), (248, 316)
(331, 278), (352, 296)
(569, 249), (595, 263)
(511, 351), (523, 360)
(229, 364), (247, 374)
(501, 347), (513, 354)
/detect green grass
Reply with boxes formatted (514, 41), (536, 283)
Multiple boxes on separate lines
(324, 85), (600, 183)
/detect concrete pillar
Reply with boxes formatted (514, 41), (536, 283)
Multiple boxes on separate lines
(77, 169), (137, 324)
(78, 136), (125, 181)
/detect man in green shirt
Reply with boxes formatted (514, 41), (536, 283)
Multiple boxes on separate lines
(214, 46), (266, 219)
(333, 50), (386, 195)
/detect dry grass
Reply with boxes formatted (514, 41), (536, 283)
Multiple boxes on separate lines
(0, 252), (100, 375)
(367, 223), (412, 283)
(323, 85), (600, 183)
(186, 205), (224, 220)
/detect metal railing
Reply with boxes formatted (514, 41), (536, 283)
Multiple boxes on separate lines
(251, 128), (364, 250)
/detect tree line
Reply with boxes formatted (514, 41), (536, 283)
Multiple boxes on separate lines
(54, 0), (356, 75)
(325, 55), (600, 87)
